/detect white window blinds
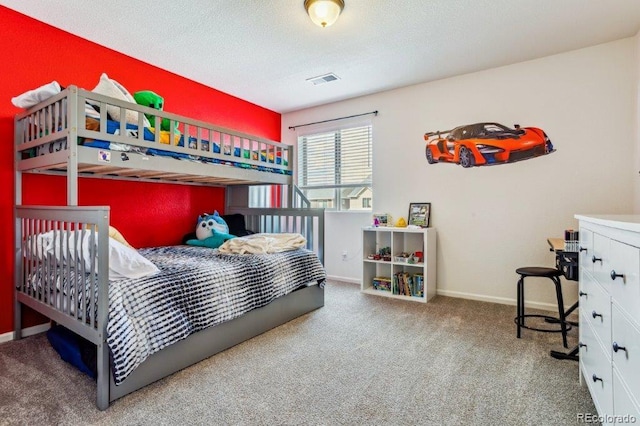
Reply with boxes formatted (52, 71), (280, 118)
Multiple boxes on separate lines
(298, 124), (372, 211)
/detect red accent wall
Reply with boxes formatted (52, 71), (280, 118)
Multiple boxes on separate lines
(0, 6), (281, 334)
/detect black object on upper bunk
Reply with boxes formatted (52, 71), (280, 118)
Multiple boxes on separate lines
(222, 213), (256, 237)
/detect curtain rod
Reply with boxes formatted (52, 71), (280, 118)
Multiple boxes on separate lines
(288, 110), (378, 130)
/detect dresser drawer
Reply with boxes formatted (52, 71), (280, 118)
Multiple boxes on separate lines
(609, 239), (640, 322)
(613, 368), (640, 420)
(612, 304), (640, 406)
(581, 270), (612, 349)
(580, 319), (614, 416)
(579, 228), (594, 274)
(580, 319), (613, 416)
(592, 233), (611, 286)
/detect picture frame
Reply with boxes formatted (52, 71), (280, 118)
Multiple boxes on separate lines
(408, 203), (431, 228)
(372, 213), (392, 227)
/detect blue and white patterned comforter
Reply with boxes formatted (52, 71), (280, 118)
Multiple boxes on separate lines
(107, 246), (325, 385)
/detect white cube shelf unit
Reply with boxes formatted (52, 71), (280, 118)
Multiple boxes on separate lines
(361, 227), (436, 303)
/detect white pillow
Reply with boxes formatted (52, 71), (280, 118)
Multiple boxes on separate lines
(88, 73), (150, 127)
(12, 81), (61, 108)
(27, 230), (158, 280)
(108, 238), (159, 280)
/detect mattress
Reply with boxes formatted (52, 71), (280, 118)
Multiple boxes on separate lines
(29, 245), (325, 384)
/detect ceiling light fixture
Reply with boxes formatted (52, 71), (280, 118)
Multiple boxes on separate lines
(304, 0), (344, 28)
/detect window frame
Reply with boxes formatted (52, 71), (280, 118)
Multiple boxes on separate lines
(296, 120), (373, 211)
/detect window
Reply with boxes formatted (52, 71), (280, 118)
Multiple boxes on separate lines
(297, 124), (373, 211)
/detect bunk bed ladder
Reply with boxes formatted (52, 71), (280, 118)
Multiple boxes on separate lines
(289, 185), (310, 208)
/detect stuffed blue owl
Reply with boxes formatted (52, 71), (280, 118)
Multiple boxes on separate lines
(187, 211), (235, 249)
(195, 211), (229, 240)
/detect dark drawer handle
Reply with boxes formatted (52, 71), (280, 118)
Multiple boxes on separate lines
(579, 291), (588, 297)
(592, 255), (602, 264)
(610, 270), (624, 281)
(579, 247), (588, 253)
(579, 342), (587, 348)
(592, 311), (602, 319)
(613, 342), (627, 353)
(592, 374), (603, 383)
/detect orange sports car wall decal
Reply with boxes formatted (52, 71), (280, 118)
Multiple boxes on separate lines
(424, 122), (554, 168)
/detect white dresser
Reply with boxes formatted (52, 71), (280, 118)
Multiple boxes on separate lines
(576, 215), (640, 423)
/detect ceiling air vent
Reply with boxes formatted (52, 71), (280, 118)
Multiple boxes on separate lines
(307, 73), (340, 86)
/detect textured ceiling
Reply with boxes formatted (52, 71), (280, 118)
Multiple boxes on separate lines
(2, 0), (640, 113)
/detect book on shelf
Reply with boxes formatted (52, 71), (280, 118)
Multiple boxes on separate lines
(404, 274), (412, 296)
(372, 276), (392, 292)
(393, 272), (424, 297)
(414, 273), (424, 297)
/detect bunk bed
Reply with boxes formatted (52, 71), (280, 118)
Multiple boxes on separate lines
(13, 85), (325, 410)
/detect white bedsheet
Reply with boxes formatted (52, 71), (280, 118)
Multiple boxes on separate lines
(218, 233), (306, 254)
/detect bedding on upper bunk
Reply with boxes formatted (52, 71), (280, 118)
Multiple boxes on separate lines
(15, 74), (291, 177)
(26, 244), (326, 385)
(31, 116), (291, 176)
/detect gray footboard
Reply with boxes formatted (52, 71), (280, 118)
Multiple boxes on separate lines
(14, 205), (325, 411)
(14, 205), (112, 409)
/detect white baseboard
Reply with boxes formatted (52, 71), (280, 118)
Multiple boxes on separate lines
(326, 275), (360, 285)
(328, 279), (566, 312)
(0, 323), (51, 344)
(436, 289), (562, 312)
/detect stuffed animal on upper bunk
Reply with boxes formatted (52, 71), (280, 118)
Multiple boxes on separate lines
(186, 211), (236, 249)
(133, 90), (174, 132)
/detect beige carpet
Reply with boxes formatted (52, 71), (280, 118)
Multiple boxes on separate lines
(0, 281), (596, 425)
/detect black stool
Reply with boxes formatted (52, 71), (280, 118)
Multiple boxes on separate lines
(515, 267), (570, 348)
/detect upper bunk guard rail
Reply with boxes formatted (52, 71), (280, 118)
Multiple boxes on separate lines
(15, 86), (293, 188)
(229, 207), (325, 264)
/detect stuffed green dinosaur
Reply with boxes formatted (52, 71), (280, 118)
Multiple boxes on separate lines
(133, 90), (176, 132)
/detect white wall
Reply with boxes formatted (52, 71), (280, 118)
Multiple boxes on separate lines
(283, 38), (637, 309)
(634, 32), (640, 212)
(323, 211), (371, 283)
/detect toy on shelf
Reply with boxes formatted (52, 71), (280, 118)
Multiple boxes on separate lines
(379, 246), (391, 262)
(394, 252), (413, 264)
(366, 246), (392, 261)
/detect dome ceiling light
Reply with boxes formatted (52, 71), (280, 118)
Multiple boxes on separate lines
(304, 0), (345, 28)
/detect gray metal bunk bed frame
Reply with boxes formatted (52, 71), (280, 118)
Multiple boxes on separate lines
(13, 87), (325, 410)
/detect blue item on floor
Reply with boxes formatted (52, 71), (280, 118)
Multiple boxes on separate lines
(46, 325), (96, 379)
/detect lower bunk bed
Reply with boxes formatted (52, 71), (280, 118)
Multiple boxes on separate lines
(14, 205), (326, 410)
